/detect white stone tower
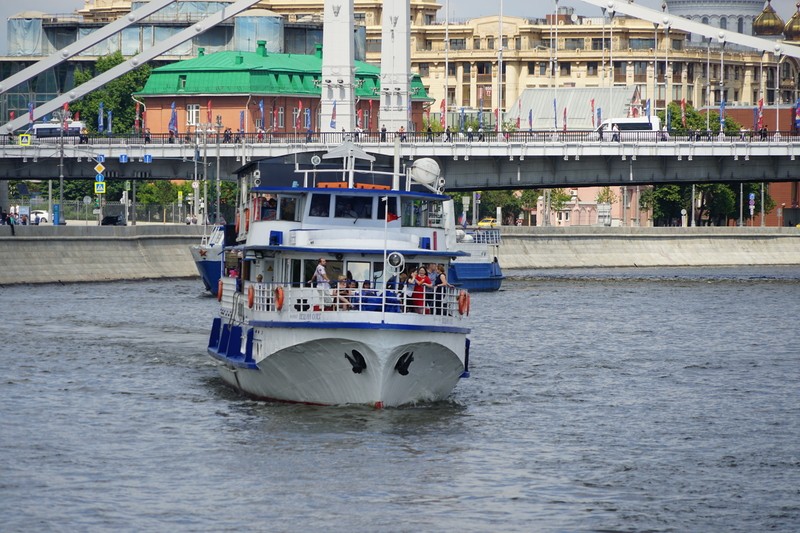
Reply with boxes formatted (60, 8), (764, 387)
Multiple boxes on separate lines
(320, 0), (355, 133)
(380, 0), (412, 133)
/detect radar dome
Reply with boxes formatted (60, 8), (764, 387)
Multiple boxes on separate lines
(409, 158), (441, 186)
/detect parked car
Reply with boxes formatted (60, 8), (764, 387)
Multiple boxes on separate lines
(477, 217), (497, 228)
(30, 210), (49, 224)
(101, 214), (126, 226)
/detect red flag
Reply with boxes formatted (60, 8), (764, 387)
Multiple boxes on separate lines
(273, 107), (278, 129)
(74, 111), (80, 121)
(563, 107), (567, 132)
(387, 213), (399, 222)
(63, 102), (69, 130)
(369, 99), (373, 129)
(357, 108), (363, 129)
(757, 98), (764, 130)
(630, 86), (641, 117)
(590, 98), (595, 128)
(516, 99), (521, 129)
(9, 111), (15, 120)
(207, 100), (212, 123)
(440, 98), (446, 128)
(681, 98), (687, 127)
(296, 100), (303, 129)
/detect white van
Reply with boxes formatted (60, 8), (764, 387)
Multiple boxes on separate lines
(596, 116), (662, 142)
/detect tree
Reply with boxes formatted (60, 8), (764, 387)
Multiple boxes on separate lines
(595, 186), (618, 205)
(70, 51), (151, 134)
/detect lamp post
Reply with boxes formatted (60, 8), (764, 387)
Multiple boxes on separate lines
(215, 115), (223, 223)
(706, 37), (711, 133)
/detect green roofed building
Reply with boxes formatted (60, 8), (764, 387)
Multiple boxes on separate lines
(135, 40), (431, 135)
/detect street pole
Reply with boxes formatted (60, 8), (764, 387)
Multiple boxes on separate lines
(58, 116), (64, 225)
(760, 182), (765, 226)
(739, 182), (743, 227)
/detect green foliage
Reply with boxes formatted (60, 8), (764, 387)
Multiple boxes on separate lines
(549, 188), (573, 213)
(659, 101), (742, 136)
(596, 186), (618, 205)
(70, 51), (151, 134)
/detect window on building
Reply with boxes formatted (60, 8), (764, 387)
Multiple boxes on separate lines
(527, 61), (537, 75)
(633, 61), (647, 81)
(565, 38), (584, 50)
(477, 62), (492, 75)
(423, 14), (434, 25)
(540, 62), (548, 76)
(738, 17), (744, 34)
(462, 63), (471, 74)
(278, 107), (285, 128)
(178, 75), (187, 91)
(672, 61), (682, 79)
(186, 104), (200, 126)
(629, 38), (655, 50)
(473, 37), (481, 50)
(701, 17), (709, 25)
(447, 62), (456, 76)
(671, 38), (683, 51)
(502, 37), (508, 49)
(487, 36), (495, 49)
(687, 63), (694, 79)
(515, 36), (521, 50)
(461, 85), (470, 105)
(367, 39), (381, 53)
(591, 37), (610, 51)
(418, 63), (430, 76)
(587, 62), (598, 76)
(450, 38), (466, 51)
(720, 17), (727, 30)
(423, 40), (433, 51)
(354, 12), (365, 23)
(560, 63), (571, 76)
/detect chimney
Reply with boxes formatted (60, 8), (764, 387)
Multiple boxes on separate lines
(315, 43), (323, 59)
(256, 40), (267, 57)
(235, 55), (244, 65)
(198, 47), (205, 57)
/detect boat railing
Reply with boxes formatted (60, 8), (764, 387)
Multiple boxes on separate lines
(239, 282), (469, 319)
(467, 229), (502, 244)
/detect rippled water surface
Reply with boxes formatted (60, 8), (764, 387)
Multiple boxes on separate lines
(1, 267), (798, 532)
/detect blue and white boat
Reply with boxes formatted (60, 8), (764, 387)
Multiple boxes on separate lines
(189, 224), (228, 297)
(449, 229), (504, 292)
(207, 145), (472, 407)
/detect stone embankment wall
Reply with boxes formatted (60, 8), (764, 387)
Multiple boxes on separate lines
(0, 224), (205, 286)
(1, 225), (799, 286)
(498, 226), (800, 268)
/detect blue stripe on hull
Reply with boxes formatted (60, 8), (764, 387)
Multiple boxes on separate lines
(448, 262), (504, 292)
(248, 320), (470, 335)
(196, 259), (223, 295)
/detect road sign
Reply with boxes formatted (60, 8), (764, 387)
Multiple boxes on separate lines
(94, 182), (106, 194)
(96, 174), (105, 182)
(97, 155), (105, 163)
(94, 163), (106, 174)
(143, 154), (153, 163)
(18, 134), (31, 146)
(83, 196), (92, 205)
(191, 181), (199, 189)
(119, 154), (128, 163)
(178, 191), (183, 202)
(749, 193), (755, 200)
(124, 180), (131, 191)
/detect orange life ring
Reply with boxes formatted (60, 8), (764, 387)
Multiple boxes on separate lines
(217, 279), (223, 301)
(458, 290), (469, 316)
(247, 285), (255, 308)
(275, 286), (284, 311)
(465, 293), (471, 316)
(244, 207), (250, 232)
(234, 209), (240, 233)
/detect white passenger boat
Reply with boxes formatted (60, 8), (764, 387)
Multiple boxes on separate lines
(207, 144), (472, 407)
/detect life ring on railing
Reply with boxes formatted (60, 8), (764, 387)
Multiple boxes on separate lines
(247, 285), (255, 308)
(458, 290), (470, 316)
(244, 207), (250, 232)
(217, 279), (223, 302)
(234, 210), (240, 233)
(275, 286), (285, 311)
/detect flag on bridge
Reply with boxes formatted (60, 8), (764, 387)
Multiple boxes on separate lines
(757, 98), (764, 130)
(62, 102), (69, 130)
(107, 110), (112, 135)
(590, 98), (595, 128)
(259, 99), (265, 129)
(330, 100), (337, 129)
(99, 102), (105, 133)
(440, 97), (446, 128)
(460, 107), (465, 131)
(719, 100), (726, 131)
(207, 100), (212, 124)
(528, 108), (533, 132)
(563, 106), (567, 132)
(553, 98), (557, 129)
(9, 111), (14, 121)
(28, 102), (34, 125)
(681, 98), (686, 127)
(795, 99), (800, 130)
(516, 99), (521, 129)
(478, 88), (484, 127)
(168, 101), (177, 134)
(645, 99), (651, 119)
(305, 108), (311, 130)
(297, 100), (304, 130)
(630, 86), (641, 117)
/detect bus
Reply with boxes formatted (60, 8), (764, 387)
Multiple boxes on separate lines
(31, 120), (85, 139)
(595, 116), (662, 141)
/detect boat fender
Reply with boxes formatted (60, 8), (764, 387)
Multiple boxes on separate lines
(217, 279), (223, 302)
(275, 286), (284, 311)
(458, 290), (470, 316)
(247, 285), (255, 308)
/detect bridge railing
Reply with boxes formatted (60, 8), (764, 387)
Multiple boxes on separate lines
(8, 129), (800, 147)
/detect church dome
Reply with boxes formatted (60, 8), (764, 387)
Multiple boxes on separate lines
(753, 0), (785, 36)
(783, 3), (800, 41)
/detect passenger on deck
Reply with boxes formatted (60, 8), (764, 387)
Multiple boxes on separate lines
(410, 266), (433, 314)
(332, 276), (351, 310)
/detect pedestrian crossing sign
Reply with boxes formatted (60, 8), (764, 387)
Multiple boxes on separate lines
(94, 182), (106, 194)
(18, 134), (31, 146)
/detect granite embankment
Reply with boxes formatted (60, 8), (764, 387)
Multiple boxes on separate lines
(2, 225), (799, 286)
(0, 223), (205, 286)
(499, 226), (800, 268)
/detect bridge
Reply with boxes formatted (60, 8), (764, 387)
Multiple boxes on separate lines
(1, 130), (798, 191)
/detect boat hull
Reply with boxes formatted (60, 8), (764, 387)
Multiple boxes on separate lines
(208, 318), (468, 407)
(190, 246), (223, 295)
(448, 260), (504, 292)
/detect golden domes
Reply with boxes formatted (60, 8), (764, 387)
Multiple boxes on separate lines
(783, 2), (800, 41)
(753, 0), (785, 36)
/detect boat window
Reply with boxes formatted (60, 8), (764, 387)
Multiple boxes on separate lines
(335, 195), (372, 219)
(401, 198), (440, 227)
(347, 261), (370, 283)
(278, 195), (300, 221)
(377, 196), (399, 220)
(309, 193), (331, 217)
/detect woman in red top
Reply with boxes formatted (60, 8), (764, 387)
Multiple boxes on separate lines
(410, 266), (433, 314)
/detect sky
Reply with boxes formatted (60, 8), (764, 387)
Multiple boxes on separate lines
(1, 0), (798, 54)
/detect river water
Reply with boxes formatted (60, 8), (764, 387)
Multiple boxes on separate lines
(1, 266), (798, 532)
